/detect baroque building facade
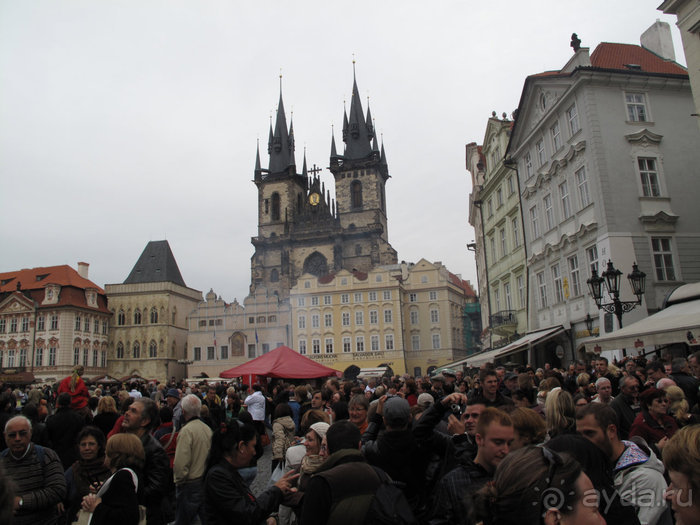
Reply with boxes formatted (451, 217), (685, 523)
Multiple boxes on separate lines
(106, 241), (202, 381)
(0, 263), (110, 383)
(505, 33), (700, 365)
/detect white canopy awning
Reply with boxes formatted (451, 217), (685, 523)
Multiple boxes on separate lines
(496, 326), (565, 359)
(590, 296), (700, 352)
(466, 347), (505, 367)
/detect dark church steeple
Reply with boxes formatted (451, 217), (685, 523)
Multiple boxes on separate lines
(267, 83), (296, 174)
(342, 65), (375, 160)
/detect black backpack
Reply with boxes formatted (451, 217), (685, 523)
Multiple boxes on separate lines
(365, 466), (419, 525)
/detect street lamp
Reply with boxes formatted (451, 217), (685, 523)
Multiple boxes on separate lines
(587, 260), (646, 330)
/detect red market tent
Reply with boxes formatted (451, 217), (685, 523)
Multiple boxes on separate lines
(220, 345), (340, 380)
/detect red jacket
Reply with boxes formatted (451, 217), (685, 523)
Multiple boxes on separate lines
(58, 375), (89, 410)
(629, 409), (678, 445)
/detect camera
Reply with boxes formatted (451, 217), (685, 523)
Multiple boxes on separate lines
(450, 403), (463, 416)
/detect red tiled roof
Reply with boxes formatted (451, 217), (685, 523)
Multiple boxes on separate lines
(590, 42), (686, 75)
(448, 272), (477, 298)
(0, 265), (104, 294)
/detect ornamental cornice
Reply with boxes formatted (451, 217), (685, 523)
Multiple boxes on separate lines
(528, 221), (598, 264)
(625, 128), (663, 146)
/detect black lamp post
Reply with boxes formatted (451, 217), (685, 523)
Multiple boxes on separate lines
(587, 260), (646, 330)
(584, 313), (594, 335)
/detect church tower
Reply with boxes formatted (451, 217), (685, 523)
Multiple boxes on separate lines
(329, 68), (397, 271)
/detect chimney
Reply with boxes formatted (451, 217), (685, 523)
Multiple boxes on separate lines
(77, 262), (89, 279)
(641, 20), (676, 61)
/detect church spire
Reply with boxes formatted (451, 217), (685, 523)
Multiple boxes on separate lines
(268, 78), (295, 174)
(343, 62), (373, 160)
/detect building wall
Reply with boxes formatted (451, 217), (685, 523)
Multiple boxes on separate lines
(106, 281), (202, 381)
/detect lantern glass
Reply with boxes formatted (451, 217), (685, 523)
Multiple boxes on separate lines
(628, 262), (646, 299)
(602, 260), (622, 296)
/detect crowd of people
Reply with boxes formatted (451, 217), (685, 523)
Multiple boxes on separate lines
(0, 351), (698, 525)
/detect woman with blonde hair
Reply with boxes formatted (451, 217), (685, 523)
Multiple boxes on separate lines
(58, 364), (91, 420)
(544, 387), (577, 439)
(93, 396), (120, 438)
(666, 385), (699, 427)
(663, 424), (700, 525)
(80, 433), (145, 525)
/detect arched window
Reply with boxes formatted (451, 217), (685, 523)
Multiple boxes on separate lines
(303, 252), (329, 277)
(134, 310), (142, 325)
(271, 192), (281, 221)
(133, 341), (140, 359)
(351, 180), (362, 209)
(270, 269), (279, 282)
(150, 308), (158, 324)
(117, 310), (125, 326)
(149, 341), (157, 358)
(116, 342), (124, 359)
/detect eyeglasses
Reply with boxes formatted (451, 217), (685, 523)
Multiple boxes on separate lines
(6, 430), (29, 438)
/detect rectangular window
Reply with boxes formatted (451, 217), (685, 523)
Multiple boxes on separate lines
(355, 311), (364, 325)
(551, 121), (562, 151)
(342, 312), (350, 326)
(369, 291), (377, 301)
(50, 314), (58, 330)
(536, 139), (546, 166)
(73, 348), (80, 366)
(568, 255), (581, 297)
(49, 347), (57, 366)
(341, 294), (349, 304)
(552, 264), (564, 303)
(530, 205), (540, 238)
(198, 320), (207, 327)
(504, 282), (512, 310)
(94, 319), (99, 333)
(429, 291), (438, 301)
(35, 348), (43, 367)
(567, 104), (580, 134)
(500, 228), (507, 257)
(385, 334), (394, 350)
(10, 319), (17, 333)
(517, 275), (525, 309)
(356, 336), (365, 352)
(343, 337), (351, 353)
(194, 347), (202, 360)
(354, 292), (362, 303)
(102, 321), (108, 335)
(525, 152), (533, 178)
(0, 319), (5, 333)
(487, 198), (493, 218)
(512, 217), (520, 248)
(298, 316), (306, 329)
(494, 288), (501, 312)
(490, 237), (496, 262)
(638, 158), (660, 197)
(651, 238), (676, 281)
(325, 338), (334, 354)
(20, 349), (27, 367)
(323, 295), (332, 305)
(220, 345), (228, 359)
(311, 296), (319, 306)
(369, 310), (378, 324)
(297, 297), (305, 307)
(496, 187), (503, 208)
(411, 335), (420, 351)
(410, 309), (419, 325)
(248, 344), (256, 358)
(432, 334), (441, 349)
(75, 316), (81, 331)
(544, 193), (554, 230)
(586, 245), (599, 274)
(371, 335), (380, 351)
(559, 181), (572, 219)
(537, 271), (548, 308)
(625, 92), (647, 122)
(207, 346), (215, 360)
(298, 340), (307, 355)
(409, 293), (417, 302)
(37, 316), (45, 331)
(312, 339), (321, 354)
(311, 314), (320, 328)
(21, 317), (29, 332)
(507, 175), (515, 196)
(576, 167), (590, 208)
(92, 349), (98, 367)
(101, 351), (106, 367)
(84, 318), (90, 331)
(384, 309), (393, 323)
(430, 308), (439, 323)
(324, 313), (333, 327)
(383, 290), (391, 301)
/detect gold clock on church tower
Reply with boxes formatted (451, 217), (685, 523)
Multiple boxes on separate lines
(309, 192), (320, 206)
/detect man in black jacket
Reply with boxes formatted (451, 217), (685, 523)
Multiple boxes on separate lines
(669, 357), (699, 409)
(123, 397), (171, 525)
(45, 392), (84, 470)
(300, 420), (383, 524)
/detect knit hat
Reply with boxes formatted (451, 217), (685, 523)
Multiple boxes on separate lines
(383, 397), (410, 427)
(309, 422), (330, 440)
(166, 388), (180, 399)
(417, 393), (434, 408)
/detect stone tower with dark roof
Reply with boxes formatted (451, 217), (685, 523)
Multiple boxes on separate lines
(250, 71), (396, 301)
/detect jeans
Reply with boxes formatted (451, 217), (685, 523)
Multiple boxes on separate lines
(175, 479), (206, 525)
(238, 466), (258, 487)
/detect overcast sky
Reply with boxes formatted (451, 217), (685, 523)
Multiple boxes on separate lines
(0, 1), (684, 302)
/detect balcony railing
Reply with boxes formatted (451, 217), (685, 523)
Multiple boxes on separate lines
(489, 310), (517, 327)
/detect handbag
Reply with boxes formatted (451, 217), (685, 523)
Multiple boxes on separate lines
(268, 460), (285, 487)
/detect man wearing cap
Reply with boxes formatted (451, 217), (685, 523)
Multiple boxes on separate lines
(501, 372), (518, 398)
(166, 388), (183, 431)
(362, 396), (428, 511)
(428, 374), (446, 402)
(441, 369), (457, 394)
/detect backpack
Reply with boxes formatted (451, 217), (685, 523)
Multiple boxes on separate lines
(365, 466), (419, 525)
